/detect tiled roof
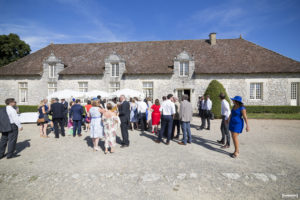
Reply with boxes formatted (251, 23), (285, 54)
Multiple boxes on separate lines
(0, 38), (299, 76)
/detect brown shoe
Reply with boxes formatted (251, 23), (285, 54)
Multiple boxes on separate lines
(154, 139), (161, 144)
(78, 134), (82, 137)
(166, 141), (170, 145)
(178, 142), (186, 145)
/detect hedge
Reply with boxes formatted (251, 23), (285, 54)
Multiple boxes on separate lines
(0, 105), (38, 113)
(204, 80), (231, 119)
(245, 106), (300, 114)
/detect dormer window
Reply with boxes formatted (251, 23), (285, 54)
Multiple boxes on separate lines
(49, 65), (55, 78)
(180, 62), (189, 76)
(174, 50), (194, 78)
(111, 63), (119, 77)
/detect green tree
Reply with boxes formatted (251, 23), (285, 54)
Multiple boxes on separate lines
(204, 80), (231, 118)
(0, 33), (31, 67)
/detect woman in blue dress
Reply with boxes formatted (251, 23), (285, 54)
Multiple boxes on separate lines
(228, 96), (250, 158)
(130, 99), (138, 131)
(38, 100), (49, 138)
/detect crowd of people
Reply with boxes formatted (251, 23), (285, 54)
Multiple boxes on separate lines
(0, 92), (249, 159)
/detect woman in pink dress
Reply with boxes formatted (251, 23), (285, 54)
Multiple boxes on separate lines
(151, 99), (161, 134)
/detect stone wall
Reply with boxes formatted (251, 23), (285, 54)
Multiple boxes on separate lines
(1, 72), (300, 109)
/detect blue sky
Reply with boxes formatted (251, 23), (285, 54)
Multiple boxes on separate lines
(1, 0), (300, 61)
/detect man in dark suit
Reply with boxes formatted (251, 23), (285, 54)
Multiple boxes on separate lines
(49, 98), (65, 138)
(118, 95), (130, 147)
(97, 95), (105, 108)
(70, 99), (83, 137)
(61, 98), (68, 127)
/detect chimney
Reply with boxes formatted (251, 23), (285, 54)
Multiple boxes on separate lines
(209, 33), (216, 45)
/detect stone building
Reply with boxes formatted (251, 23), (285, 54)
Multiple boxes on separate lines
(0, 33), (300, 108)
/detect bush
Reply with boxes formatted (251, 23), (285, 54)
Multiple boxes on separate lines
(204, 80), (231, 119)
(246, 106), (300, 114)
(0, 105), (38, 113)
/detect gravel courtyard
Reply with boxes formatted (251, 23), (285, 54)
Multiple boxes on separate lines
(0, 118), (299, 200)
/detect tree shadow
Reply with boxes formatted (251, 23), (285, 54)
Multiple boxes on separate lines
(192, 135), (231, 156)
(15, 139), (31, 154)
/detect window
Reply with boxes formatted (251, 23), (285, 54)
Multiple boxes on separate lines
(250, 83), (263, 100)
(111, 63), (119, 77)
(19, 82), (28, 103)
(143, 82), (153, 100)
(78, 82), (88, 92)
(179, 62), (189, 76)
(291, 82), (298, 100)
(109, 82), (120, 92)
(48, 82), (57, 96)
(49, 65), (55, 78)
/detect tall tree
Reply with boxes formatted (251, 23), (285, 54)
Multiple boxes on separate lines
(0, 33), (31, 67)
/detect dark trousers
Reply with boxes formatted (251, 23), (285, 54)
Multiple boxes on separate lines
(121, 120), (129, 145)
(158, 115), (173, 142)
(172, 119), (180, 138)
(0, 124), (19, 157)
(63, 113), (68, 127)
(199, 109), (205, 127)
(73, 120), (82, 136)
(139, 113), (147, 132)
(53, 118), (65, 138)
(220, 116), (230, 145)
(201, 110), (211, 129)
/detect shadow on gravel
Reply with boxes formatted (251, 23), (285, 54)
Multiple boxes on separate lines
(190, 123), (200, 130)
(139, 131), (157, 141)
(84, 136), (105, 151)
(15, 139), (31, 154)
(192, 135), (231, 156)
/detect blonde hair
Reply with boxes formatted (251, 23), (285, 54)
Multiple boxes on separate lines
(38, 100), (45, 108)
(91, 100), (99, 107)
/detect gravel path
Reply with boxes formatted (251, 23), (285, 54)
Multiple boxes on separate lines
(0, 118), (299, 200)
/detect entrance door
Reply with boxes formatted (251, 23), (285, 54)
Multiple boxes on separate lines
(177, 89), (191, 102)
(291, 82), (299, 106)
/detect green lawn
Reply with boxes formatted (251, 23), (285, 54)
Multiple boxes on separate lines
(247, 113), (300, 120)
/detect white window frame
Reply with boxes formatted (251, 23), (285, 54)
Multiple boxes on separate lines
(19, 82), (28, 103)
(250, 83), (263, 100)
(49, 65), (55, 78)
(291, 82), (298, 100)
(48, 82), (57, 96)
(78, 82), (88, 92)
(143, 82), (153, 100)
(109, 82), (120, 92)
(179, 62), (189, 77)
(111, 63), (120, 77)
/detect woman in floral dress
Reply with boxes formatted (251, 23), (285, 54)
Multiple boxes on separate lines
(102, 103), (120, 154)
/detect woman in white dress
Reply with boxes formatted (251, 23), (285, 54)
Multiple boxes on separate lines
(88, 101), (104, 151)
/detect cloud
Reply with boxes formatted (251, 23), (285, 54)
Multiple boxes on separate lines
(0, 0), (133, 52)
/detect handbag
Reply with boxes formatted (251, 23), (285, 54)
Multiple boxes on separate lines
(210, 112), (215, 120)
(37, 118), (45, 123)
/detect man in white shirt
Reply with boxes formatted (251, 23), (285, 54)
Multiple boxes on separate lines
(200, 95), (212, 130)
(137, 98), (148, 133)
(218, 93), (231, 148)
(0, 98), (23, 159)
(155, 94), (175, 145)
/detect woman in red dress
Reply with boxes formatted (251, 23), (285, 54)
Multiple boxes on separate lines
(151, 99), (161, 134)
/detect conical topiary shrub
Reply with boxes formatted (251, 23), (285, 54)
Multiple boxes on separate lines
(204, 80), (231, 119)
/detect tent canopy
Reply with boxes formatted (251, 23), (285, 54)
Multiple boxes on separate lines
(47, 89), (145, 101)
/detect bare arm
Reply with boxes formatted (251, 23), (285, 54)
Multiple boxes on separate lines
(42, 106), (46, 114)
(241, 109), (249, 132)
